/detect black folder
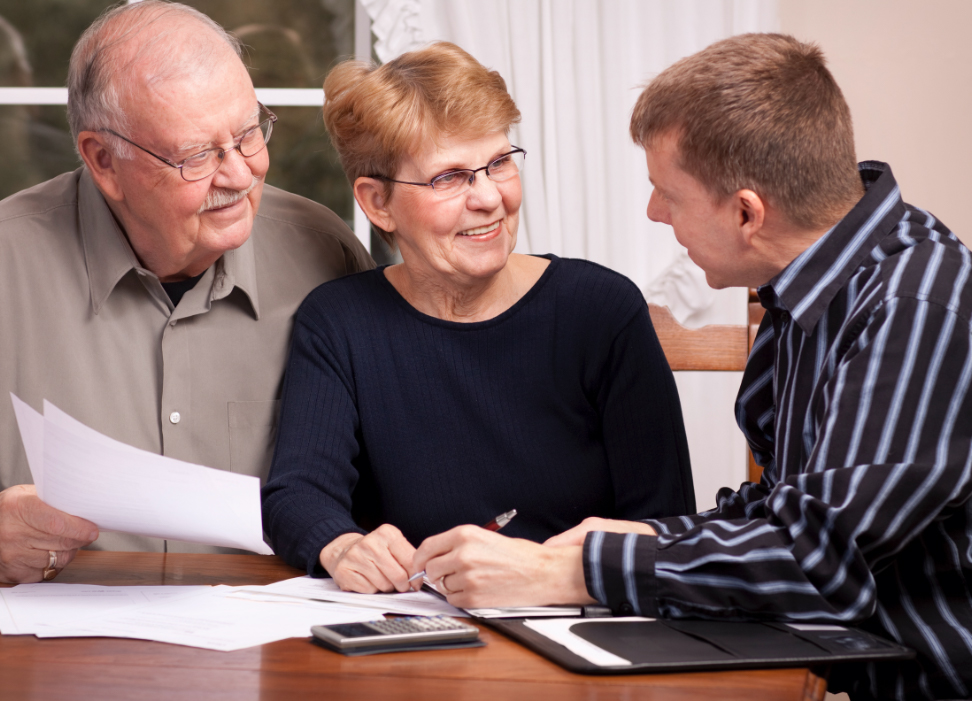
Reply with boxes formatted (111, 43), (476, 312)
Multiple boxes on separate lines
(485, 618), (913, 675)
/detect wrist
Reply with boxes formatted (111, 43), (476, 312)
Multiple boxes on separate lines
(543, 545), (596, 605)
(320, 532), (363, 574)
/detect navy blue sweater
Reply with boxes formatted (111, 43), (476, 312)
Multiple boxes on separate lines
(263, 255), (695, 573)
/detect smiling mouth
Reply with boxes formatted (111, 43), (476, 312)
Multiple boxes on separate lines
(458, 221), (500, 236)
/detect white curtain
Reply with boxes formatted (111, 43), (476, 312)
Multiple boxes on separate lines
(361, 0), (780, 509)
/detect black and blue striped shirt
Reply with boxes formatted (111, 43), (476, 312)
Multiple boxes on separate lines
(583, 163), (972, 700)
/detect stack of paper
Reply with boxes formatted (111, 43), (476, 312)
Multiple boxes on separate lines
(0, 583), (384, 651)
(0, 577), (470, 651)
(10, 394), (271, 554)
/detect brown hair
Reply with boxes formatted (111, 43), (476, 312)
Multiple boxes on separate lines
(630, 33), (862, 231)
(322, 41), (521, 245)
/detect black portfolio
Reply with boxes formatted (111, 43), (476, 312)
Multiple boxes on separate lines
(486, 618), (913, 675)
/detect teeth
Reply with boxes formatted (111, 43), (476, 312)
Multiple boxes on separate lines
(459, 222), (500, 236)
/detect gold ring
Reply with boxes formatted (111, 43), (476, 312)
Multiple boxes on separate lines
(42, 550), (58, 581)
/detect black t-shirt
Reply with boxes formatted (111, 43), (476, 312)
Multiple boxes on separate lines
(160, 271), (206, 307)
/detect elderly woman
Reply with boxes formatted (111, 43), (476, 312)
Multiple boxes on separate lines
(262, 42), (694, 600)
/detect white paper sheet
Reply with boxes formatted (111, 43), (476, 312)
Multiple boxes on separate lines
(787, 623), (847, 632)
(0, 589), (17, 634)
(465, 606), (583, 618)
(36, 586), (379, 651)
(232, 576), (468, 617)
(10, 393), (44, 492)
(523, 617), (656, 667)
(0, 583), (209, 635)
(8, 395), (272, 554)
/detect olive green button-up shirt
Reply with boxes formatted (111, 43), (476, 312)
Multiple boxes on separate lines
(0, 168), (373, 553)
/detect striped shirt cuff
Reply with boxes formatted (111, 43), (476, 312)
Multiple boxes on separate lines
(583, 531), (659, 617)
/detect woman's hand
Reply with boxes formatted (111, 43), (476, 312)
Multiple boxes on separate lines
(412, 525), (596, 609)
(320, 524), (416, 593)
(543, 517), (656, 548)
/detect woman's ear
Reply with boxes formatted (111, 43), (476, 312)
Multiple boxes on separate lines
(354, 177), (396, 234)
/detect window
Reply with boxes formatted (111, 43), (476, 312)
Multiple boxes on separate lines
(0, 0), (391, 258)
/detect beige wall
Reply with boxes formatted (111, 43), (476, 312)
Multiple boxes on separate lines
(781, 0), (972, 245)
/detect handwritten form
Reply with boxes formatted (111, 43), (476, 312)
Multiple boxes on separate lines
(10, 394), (272, 554)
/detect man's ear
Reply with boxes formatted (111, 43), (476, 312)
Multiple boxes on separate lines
(735, 189), (766, 246)
(77, 131), (125, 202)
(353, 177), (396, 234)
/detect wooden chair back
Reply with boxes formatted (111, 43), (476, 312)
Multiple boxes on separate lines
(648, 292), (766, 482)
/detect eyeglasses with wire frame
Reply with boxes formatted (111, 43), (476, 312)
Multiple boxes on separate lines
(370, 147), (526, 197)
(101, 103), (277, 182)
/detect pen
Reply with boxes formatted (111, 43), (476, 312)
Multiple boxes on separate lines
(408, 509), (517, 583)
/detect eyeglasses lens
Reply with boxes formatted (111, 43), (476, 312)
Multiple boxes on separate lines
(430, 150), (525, 196)
(487, 150), (525, 181)
(180, 117), (274, 182)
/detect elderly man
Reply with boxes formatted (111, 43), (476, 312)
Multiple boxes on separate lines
(0, 1), (372, 583)
(414, 34), (972, 700)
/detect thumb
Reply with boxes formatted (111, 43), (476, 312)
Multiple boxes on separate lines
(21, 494), (99, 545)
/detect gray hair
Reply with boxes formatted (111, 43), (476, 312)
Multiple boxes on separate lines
(67, 0), (243, 159)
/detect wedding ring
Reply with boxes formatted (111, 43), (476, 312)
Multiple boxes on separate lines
(439, 575), (455, 595)
(42, 550), (58, 581)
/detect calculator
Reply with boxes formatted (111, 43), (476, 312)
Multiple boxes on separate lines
(311, 616), (480, 651)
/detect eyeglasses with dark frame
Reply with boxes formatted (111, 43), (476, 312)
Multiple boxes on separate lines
(101, 103), (278, 182)
(370, 146), (526, 198)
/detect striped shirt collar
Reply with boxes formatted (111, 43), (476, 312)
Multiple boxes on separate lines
(757, 161), (907, 334)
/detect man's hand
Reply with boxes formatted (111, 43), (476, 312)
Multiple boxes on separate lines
(0, 485), (99, 583)
(412, 525), (596, 609)
(320, 524), (416, 593)
(543, 517), (656, 548)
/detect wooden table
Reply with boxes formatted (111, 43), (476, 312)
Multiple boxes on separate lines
(0, 551), (827, 700)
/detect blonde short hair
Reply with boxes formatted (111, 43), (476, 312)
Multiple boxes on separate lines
(630, 33), (861, 231)
(322, 42), (521, 245)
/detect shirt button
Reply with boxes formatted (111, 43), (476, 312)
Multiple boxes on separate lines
(169, 320), (177, 327)
(169, 412), (181, 424)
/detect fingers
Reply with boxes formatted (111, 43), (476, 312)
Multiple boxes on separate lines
(543, 517), (614, 547)
(0, 486), (94, 583)
(413, 525), (469, 575)
(327, 524), (417, 594)
(16, 488), (99, 551)
(412, 524), (486, 585)
(544, 517), (656, 547)
(416, 530), (556, 608)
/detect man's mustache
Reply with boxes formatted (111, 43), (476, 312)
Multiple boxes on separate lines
(197, 176), (261, 214)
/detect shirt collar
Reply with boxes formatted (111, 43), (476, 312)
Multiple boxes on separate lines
(758, 161), (906, 334)
(79, 167), (260, 319)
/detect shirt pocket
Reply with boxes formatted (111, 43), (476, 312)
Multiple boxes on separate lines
(227, 400), (281, 485)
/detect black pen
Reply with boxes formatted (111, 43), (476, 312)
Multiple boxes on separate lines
(408, 509), (517, 583)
